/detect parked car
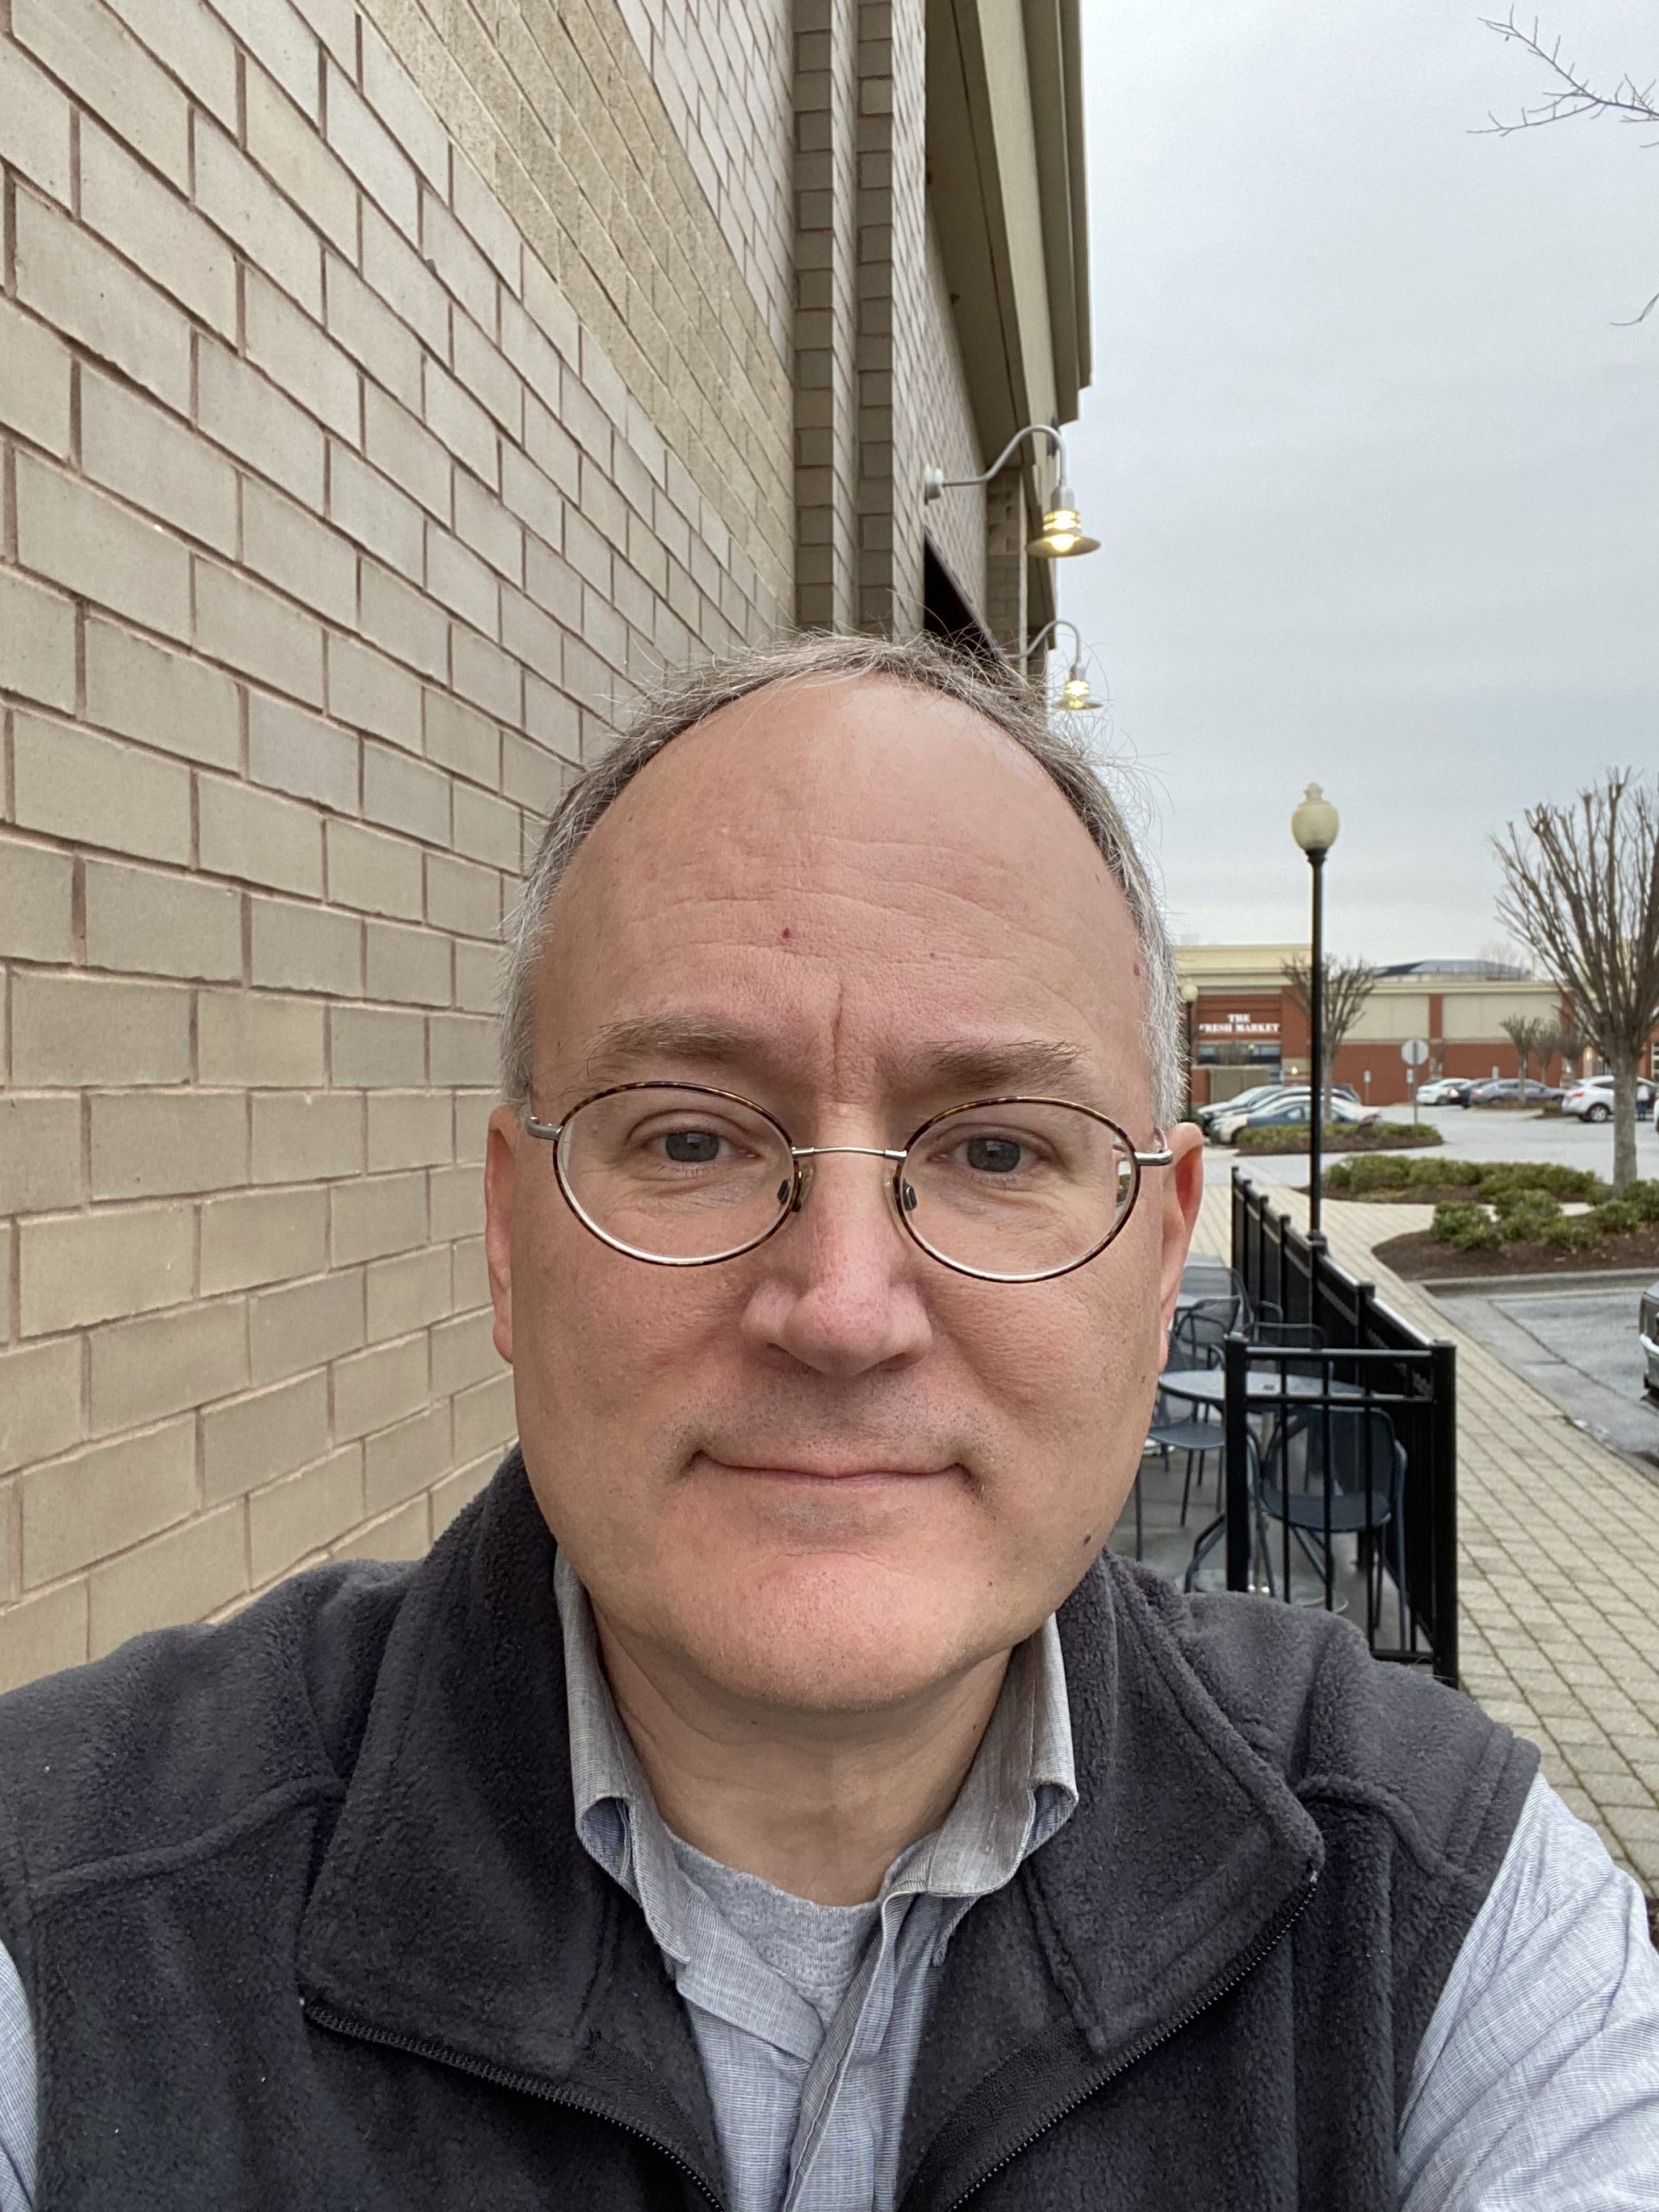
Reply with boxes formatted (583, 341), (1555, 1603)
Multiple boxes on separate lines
(1561, 1077), (1655, 1124)
(1414, 1077), (1475, 1108)
(1465, 1077), (1562, 1108)
(1196, 1082), (1290, 1132)
(1642, 1282), (1659, 1401)
(1216, 1092), (1378, 1145)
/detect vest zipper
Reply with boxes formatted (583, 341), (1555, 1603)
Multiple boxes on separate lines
(302, 1999), (725, 2209)
(935, 1868), (1319, 2212)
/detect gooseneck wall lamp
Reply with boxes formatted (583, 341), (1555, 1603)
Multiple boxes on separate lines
(1289, 782), (1341, 1239)
(1021, 619), (1103, 713)
(924, 423), (1100, 559)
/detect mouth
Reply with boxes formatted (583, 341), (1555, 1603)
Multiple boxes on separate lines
(697, 1454), (960, 1487)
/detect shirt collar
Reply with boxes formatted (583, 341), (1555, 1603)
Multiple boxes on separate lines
(553, 1549), (1079, 1940)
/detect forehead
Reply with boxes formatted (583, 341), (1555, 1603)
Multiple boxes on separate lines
(536, 676), (1150, 1105)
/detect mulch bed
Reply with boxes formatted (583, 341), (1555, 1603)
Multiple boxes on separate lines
(1373, 1226), (1659, 1281)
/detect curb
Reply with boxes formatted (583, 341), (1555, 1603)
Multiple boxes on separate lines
(1419, 1268), (1659, 1299)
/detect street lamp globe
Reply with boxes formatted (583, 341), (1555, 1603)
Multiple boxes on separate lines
(1291, 783), (1340, 856)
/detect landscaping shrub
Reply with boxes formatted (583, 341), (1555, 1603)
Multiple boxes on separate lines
(1413, 1156), (1479, 1189)
(1537, 1217), (1598, 1253)
(1590, 1198), (1643, 1236)
(1236, 1120), (1442, 1154)
(1618, 1179), (1659, 1224)
(1497, 1195), (1561, 1243)
(1346, 1154), (1413, 1192)
(1478, 1162), (1605, 1203)
(1430, 1203), (1502, 1252)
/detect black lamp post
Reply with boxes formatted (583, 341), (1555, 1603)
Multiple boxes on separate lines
(1180, 979), (1198, 1111)
(1290, 783), (1340, 1238)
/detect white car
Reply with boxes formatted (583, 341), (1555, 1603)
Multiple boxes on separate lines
(1211, 1090), (1378, 1145)
(1562, 1077), (1654, 1124)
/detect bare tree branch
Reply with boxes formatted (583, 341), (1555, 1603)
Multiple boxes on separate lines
(1499, 1013), (1554, 1089)
(1493, 770), (1659, 1187)
(1478, 12), (1659, 135)
(1281, 957), (1378, 1121)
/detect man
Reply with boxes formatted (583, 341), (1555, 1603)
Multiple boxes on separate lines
(0, 633), (1653, 2209)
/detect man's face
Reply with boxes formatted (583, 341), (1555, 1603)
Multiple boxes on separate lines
(486, 677), (1203, 1714)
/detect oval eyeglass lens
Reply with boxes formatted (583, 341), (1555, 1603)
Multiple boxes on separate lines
(902, 1102), (1133, 1277)
(557, 1087), (793, 1261)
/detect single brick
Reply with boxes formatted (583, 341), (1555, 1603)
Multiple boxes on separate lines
(79, 120), (237, 337)
(22, 1416), (196, 1585)
(327, 638), (423, 750)
(195, 563), (326, 707)
(499, 728), (565, 817)
(363, 1402), (451, 1513)
(360, 205), (449, 355)
(14, 190), (189, 413)
(325, 60), (419, 238)
(16, 453), (190, 640)
(361, 24), (447, 186)
(89, 1296), (248, 1436)
(194, 115), (322, 317)
(452, 1089), (494, 1165)
(246, 273), (361, 443)
(79, 370), (237, 554)
(249, 695), (360, 813)
(0, 1338), (83, 1480)
(84, 860), (242, 982)
(425, 851), (500, 940)
(423, 359), (499, 486)
(90, 1089), (248, 1199)
(13, 713), (192, 865)
(0, 838), (74, 963)
(329, 445), (424, 578)
(14, 0), (188, 187)
(248, 1268), (364, 1383)
(199, 1185), (328, 1295)
(424, 691), (499, 788)
(451, 785), (521, 871)
(364, 386), (452, 520)
(366, 1245), (451, 1343)
(501, 591), (563, 687)
(0, 296), (72, 454)
(326, 256), (423, 409)
(330, 1168), (428, 1266)
(197, 989), (327, 1089)
(324, 818), (424, 919)
(211, 0), (321, 119)
(199, 777), (326, 899)
(198, 340), (325, 508)
(243, 480), (358, 624)
(453, 940), (498, 1014)
(450, 1233), (489, 1312)
(202, 1370), (330, 1503)
(250, 1090), (364, 1185)
(249, 1445), (365, 1583)
(364, 744), (451, 844)
(249, 66), (355, 251)
(87, 1503), (247, 1659)
(426, 527), (499, 636)
(365, 919), (451, 1006)
(332, 1333), (429, 1443)
(451, 1371), (514, 1462)
(0, 40), (72, 205)
(367, 1091), (452, 1172)
(429, 1163), (485, 1243)
(332, 1494), (428, 1561)
(427, 1012), (498, 1089)
(328, 1004), (426, 1087)
(429, 1307), (499, 1397)
(0, 570), (75, 713)
(452, 630), (522, 726)
(249, 897), (362, 997)
(359, 564), (448, 681)
(84, 619), (240, 770)
(0, 1098), (82, 1217)
(0, 1585), (89, 1695)
(11, 972), (193, 1085)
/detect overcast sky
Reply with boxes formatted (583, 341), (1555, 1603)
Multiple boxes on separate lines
(1060, 0), (1659, 963)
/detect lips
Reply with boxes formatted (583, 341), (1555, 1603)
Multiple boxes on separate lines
(699, 1453), (957, 1482)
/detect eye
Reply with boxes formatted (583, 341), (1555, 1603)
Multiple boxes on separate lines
(663, 1128), (721, 1164)
(963, 1135), (1026, 1175)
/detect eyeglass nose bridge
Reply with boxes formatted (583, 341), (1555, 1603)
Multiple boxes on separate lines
(784, 1142), (908, 1217)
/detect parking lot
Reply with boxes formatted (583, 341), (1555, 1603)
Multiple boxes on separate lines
(1223, 1103), (1657, 1192)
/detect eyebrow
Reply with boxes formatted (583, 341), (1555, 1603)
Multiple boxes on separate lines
(576, 1016), (1090, 1099)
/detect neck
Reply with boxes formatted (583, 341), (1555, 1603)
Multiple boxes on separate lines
(589, 1612), (1013, 1906)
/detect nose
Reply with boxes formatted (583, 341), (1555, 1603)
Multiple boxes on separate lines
(737, 1148), (934, 1379)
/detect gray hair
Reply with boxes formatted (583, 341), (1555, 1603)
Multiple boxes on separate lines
(500, 632), (1183, 1127)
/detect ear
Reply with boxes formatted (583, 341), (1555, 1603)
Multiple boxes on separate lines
(1156, 1122), (1205, 1343)
(485, 1104), (522, 1365)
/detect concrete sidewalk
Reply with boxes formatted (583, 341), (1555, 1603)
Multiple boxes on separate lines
(1194, 1174), (1659, 1894)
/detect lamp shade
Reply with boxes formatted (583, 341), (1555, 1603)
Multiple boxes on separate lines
(1057, 671), (1103, 712)
(1027, 482), (1099, 559)
(1290, 782), (1339, 855)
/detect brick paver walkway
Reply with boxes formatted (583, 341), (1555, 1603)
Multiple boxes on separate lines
(1195, 1176), (1659, 1893)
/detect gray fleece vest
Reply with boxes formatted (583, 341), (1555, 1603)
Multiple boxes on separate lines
(0, 1454), (1534, 2210)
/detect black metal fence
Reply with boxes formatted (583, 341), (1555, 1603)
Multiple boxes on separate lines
(1229, 1170), (1459, 1684)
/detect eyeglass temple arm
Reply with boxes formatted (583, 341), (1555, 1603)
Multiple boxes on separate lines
(1135, 1140), (1174, 1166)
(524, 1113), (561, 1141)
(524, 1112), (1174, 1166)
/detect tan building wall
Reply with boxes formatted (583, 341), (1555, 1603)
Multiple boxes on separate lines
(0, 0), (1091, 1687)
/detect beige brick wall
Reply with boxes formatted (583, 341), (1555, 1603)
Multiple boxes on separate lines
(918, 206), (986, 614)
(0, 0), (792, 1691)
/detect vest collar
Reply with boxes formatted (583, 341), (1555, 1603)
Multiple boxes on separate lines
(296, 1458), (1322, 2174)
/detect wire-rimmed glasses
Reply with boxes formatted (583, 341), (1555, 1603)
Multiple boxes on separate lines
(523, 1083), (1173, 1284)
